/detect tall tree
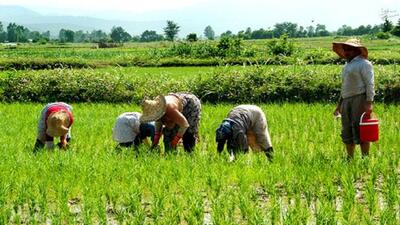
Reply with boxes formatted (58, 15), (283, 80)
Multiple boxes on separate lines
(273, 22), (298, 37)
(391, 19), (400, 36)
(0, 22), (6, 42)
(380, 9), (397, 32)
(74, 30), (89, 42)
(220, 30), (233, 38)
(110, 26), (131, 43)
(7, 23), (18, 42)
(204, 25), (215, 40)
(140, 30), (164, 42)
(41, 31), (50, 41)
(306, 25), (315, 37)
(90, 30), (108, 42)
(315, 24), (330, 36)
(59, 29), (75, 42)
(164, 20), (180, 41)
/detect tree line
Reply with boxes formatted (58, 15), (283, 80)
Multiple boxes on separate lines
(1, 19), (400, 44)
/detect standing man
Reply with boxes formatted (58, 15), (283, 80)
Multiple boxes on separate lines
(332, 39), (375, 159)
(216, 105), (273, 160)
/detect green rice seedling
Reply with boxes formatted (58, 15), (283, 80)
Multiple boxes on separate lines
(315, 199), (337, 225)
(0, 103), (398, 222)
(340, 173), (356, 223)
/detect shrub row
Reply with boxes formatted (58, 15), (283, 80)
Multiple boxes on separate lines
(0, 67), (399, 103)
(2, 54), (400, 71)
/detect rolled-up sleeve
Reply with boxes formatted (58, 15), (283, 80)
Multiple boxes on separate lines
(361, 62), (375, 101)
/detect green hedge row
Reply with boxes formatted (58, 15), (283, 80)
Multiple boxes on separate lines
(1, 54), (400, 71)
(1, 67), (399, 103)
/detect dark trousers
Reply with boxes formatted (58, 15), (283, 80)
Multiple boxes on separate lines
(117, 135), (143, 149)
(163, 126), (196, 152)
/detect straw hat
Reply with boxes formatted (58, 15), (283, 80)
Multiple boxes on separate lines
(46, 110), (70, 137)
(140, 95), (167, 122)
(332, 38), (368, 59)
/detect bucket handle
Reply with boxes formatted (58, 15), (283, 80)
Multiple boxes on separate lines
(360, 112), (379, 125)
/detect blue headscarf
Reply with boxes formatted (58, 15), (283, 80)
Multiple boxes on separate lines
(140, 122), (155, 141)
(216, 119), (233, 143)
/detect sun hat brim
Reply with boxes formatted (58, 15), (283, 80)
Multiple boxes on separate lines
(46, 111), (70, 137)
(140, 95), (167, 122)
(332, 41), (368, 59)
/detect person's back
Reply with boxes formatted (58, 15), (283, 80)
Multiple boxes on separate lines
(35, 102), (73, 150)
(216, 105), (273, 160)
(341, 56), (374, 100)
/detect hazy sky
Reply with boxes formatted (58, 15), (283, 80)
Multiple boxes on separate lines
(1, 0), (399, 31)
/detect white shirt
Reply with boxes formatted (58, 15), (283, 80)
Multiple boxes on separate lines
(341, 55), (375, 101)
(112, 112), (141, 143)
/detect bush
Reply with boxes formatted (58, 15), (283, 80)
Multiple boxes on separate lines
(156, 37), (250, 59)
(98, 41), (122, 48)
(1, 67), (399, 103)
(216, 37), (244, 57)
(376, 32), (390, 40)
(267, 34), (296, 56)
(391, 26), (400, 37)
(186, 33), (198, 42)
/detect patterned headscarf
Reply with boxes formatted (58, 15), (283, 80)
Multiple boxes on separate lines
(216, 119), (233, 143)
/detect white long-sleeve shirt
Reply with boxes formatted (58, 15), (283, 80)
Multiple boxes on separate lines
(341, 55), (375, 101)
(112, 112), (141, 143)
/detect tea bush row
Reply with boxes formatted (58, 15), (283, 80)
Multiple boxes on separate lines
(0, 67), (399, 103)
(1, 49), (400, 71)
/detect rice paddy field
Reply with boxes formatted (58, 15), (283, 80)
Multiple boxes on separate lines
(0, 37), (399, 224)
(0, 103), (399, 224)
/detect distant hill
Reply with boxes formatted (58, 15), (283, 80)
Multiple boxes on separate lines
(0, 5), (165, 38)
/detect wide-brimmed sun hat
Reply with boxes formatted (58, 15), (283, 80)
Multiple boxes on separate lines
(140, 95), (167, 122)
(332, 38), (368, 59)
(46, 110), (70, 137)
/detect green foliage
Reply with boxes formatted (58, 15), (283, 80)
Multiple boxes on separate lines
(59, 29), (75, 43)
(376, 32), (391, 39)
(1, 37), (400, 70)
(186, 33), (198, 42)
(382, 18), (393, 33)
(390, 19), (400, 37)
(156, 37), (252, 59)
(140, 30), (164, 42)
(267, 34), (296, 56)
(0, 103), (398, 223)
(0, 69), (134, 102)
(1, 65), (399, 103)
(110, 26), (131, 43)
(216, 37), (244, 57)
(164, 20), (180, 41)
(204, 25), (215, 40)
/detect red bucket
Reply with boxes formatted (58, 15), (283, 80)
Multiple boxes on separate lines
(359, 112), (379, 142)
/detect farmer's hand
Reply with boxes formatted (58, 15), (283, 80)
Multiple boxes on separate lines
(171, 135), (182, 148)
(333, 106), (341, 117)
(364, 101), (373, 114)
(152, 132), (161, 146)
(58, 140), (69, 149)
